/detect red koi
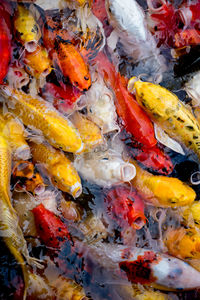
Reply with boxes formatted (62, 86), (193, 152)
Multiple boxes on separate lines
(93, 51), (157, 147)
(32, 203), (71, 249)
(105, 186), (146, 230)
(175, 29), (200, 48)
(0, 4), (12, 84)
(41, 82), (82, 113)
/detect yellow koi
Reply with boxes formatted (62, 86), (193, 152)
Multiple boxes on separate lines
(14, 4), (41, 52)
(164, 227), (200, 260)
(70, 112), (103, 152)
(1, 112), (30, 160)
(131, 161), (196, 207)
(0, 135), (42, 299)
(0, 86), (84, 154)
(29, 141), (82, 198)
(132, 80), (200, 159)
(24, 45), (52, 79)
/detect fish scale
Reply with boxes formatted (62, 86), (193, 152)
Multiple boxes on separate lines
(133, 81), (200, 159)
(0, 87), (84, 154)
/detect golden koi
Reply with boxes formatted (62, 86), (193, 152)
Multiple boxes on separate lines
(0, 86), (84, 154)
(24, 45), (52, 79)
(164, 227), (200, 260)
(0, 135), (42, 299)
(70, 112), (103, 152)
(1, 113), (30, 160)
(29, 141), (82, 198)
(132, 80), (200, 158)
(131, 161), (196, 207)
(14, 4), (41, 52)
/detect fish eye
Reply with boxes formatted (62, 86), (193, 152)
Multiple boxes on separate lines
(74, 81), (79, 87)
(84, 76), (89, 81)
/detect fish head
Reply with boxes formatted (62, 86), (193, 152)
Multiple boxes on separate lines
(51, 163), (82, 198)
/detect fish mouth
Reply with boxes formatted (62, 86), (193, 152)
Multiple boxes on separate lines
(71, 182), (82, 198)
(120, 163), (136, 182)
(25, 40), (38, 53)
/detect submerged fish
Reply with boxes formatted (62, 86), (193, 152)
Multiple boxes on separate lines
(32, 203), (71, 249)
(105, 0), (166, 81)
(133, 80), (200, 159)
(14, 4), (41, 52)
(0, 86), (84, 154)
(70, 112), (103, 151)
(131, 161), (196, 207)
(105, 186), (146, 230)
(0, 113), (30, 160)
(30, 141), (82, 198)
(164, 227), (200, 261)
(83, 242), (200, 290)
(74, 149), (136, 187)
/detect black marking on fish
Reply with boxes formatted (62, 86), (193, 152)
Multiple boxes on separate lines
(177, 117), (184, 123)
(186, 125), (194, 131)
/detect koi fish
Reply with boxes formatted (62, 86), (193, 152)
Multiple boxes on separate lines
(132, 80), (200, 159)
(0, 7), (12, 84)
(42, 82), (82, 114)
(105, 186), (146, 230)
(74, 149), (136, 187)
(24, 45), (52, 79)
(86, 242), (200, 290)
(32, 203), (71, 249)
(78, 213), (108, 243)
(85, 73), (119, 134)
(14, 4), (41, 52)
(0, 86), (84, 154)
(70, 112), (103, 151)
(93, 52), (157, 148)
(147, 0), (180, 47)
(131, 161), (196, 207)
(52, 41), (91, 91)
(105, 0), (166, 81)
(41, 13), (91, 91)
(0, 113), (30, 160)
(30, 141), (82, 198)
(164, 227), (200, 260)
(60, 198), (82, 222)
